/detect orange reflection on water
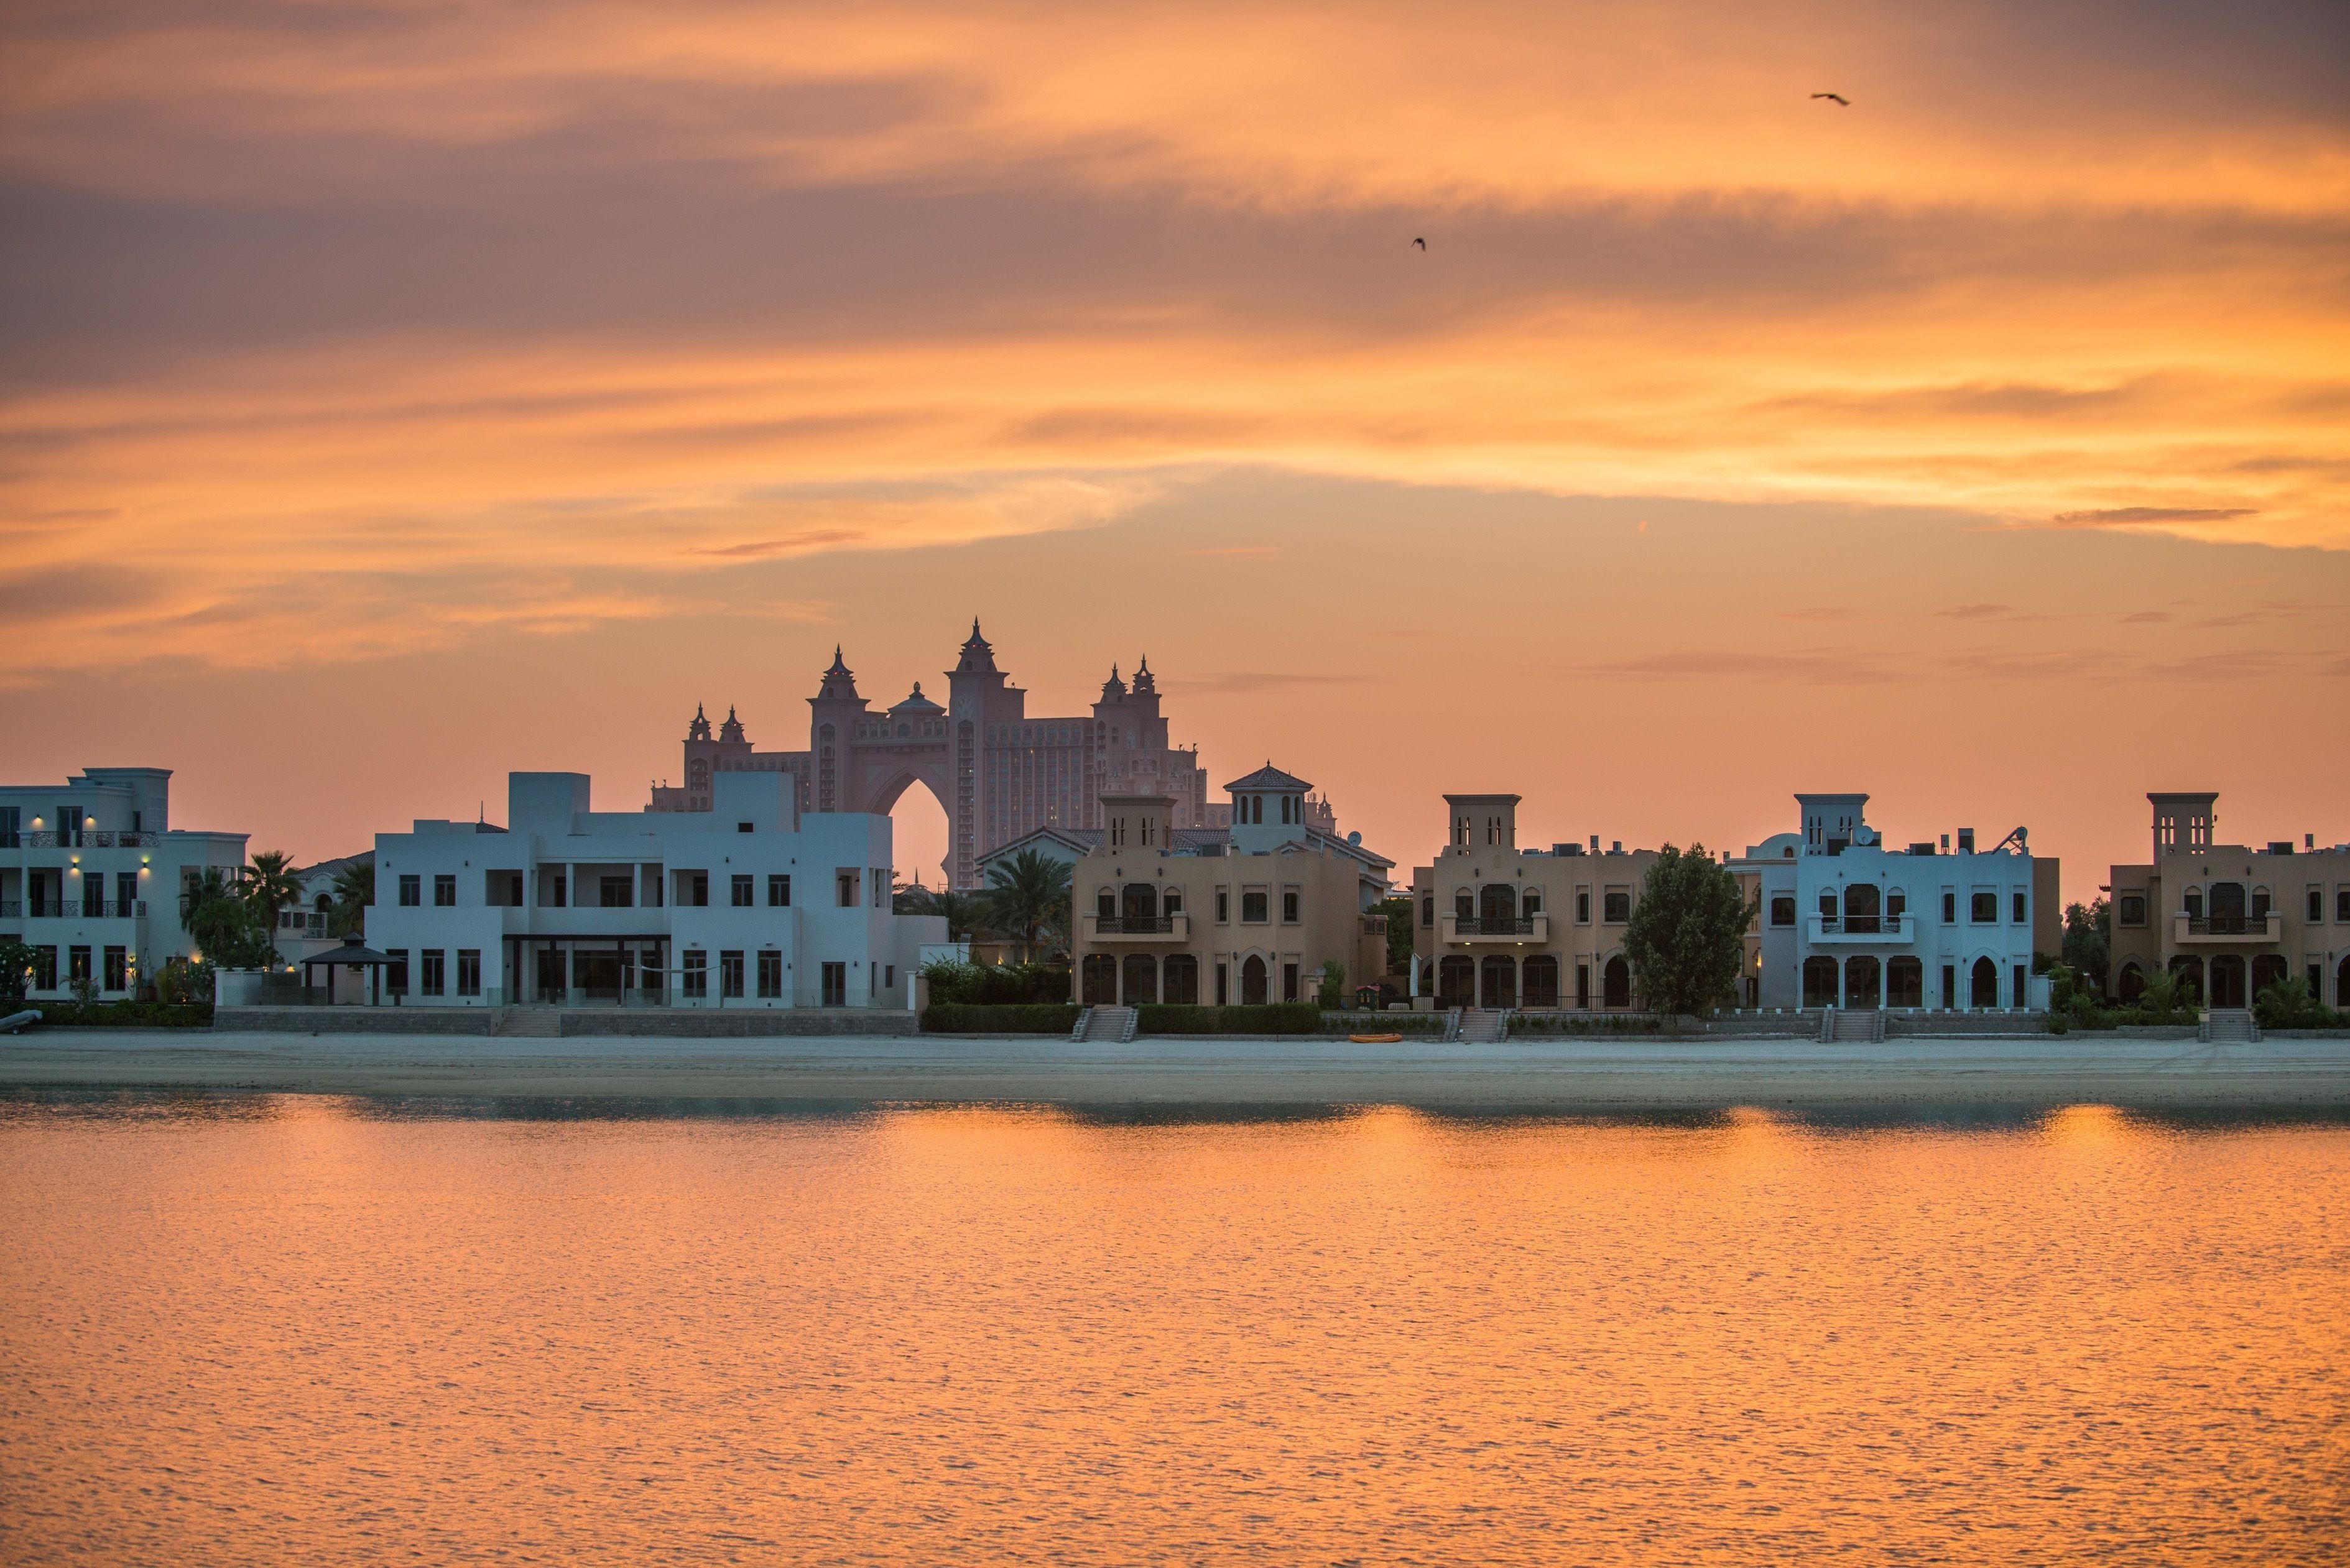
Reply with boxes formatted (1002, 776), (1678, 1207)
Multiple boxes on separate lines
(1, 1097), (2345, 1563)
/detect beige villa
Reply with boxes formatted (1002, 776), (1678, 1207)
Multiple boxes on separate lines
(1067, 765), (1393, 1007)
(2107, 791), (2350, 1009)
(1408, 793), (1662, 1011)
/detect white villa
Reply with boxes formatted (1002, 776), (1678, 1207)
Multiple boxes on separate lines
(0, 767), (250, 1000)
(361, 769), (943, 1010)
(1731, 793), (2059, 1012)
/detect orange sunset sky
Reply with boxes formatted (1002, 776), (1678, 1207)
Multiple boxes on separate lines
(3, 0), (2346, 900)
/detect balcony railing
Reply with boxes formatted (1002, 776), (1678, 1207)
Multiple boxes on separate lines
(2175, 911), (2282, 943)
(21, 830), (159, 849)
(25, 900), (147, 918)
(1813, 915), (1907, 939)
(1094, 915), (1178, 933)
(277, 911), (333, 938)
(1441, 912), (1552, 944)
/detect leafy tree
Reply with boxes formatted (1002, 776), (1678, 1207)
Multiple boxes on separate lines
(984, 849), (1071, 963)
(2133, 966), (2185, 1023)
(2254, 976), (2337, 1031)
(1623, 843), (1753, 1028)
(243, 851), (305, 952)
(155, 956), (215, 1006)
(2060, 898), (2111, 996)
(0, 938), (37, 1005)
(330, 859), (374, 938)
(1376, 895), (1414, 977)
(1316, 959), (1346, 1008)
(183, 869), (277, 969)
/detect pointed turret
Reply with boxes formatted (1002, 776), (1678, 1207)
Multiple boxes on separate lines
(816, 645), (861, 702)
(719, 704), (746, 744)
(1099, 662), (1128, 701)
(687, 702), (713, 742)
(1131, 655), (1156, 696)
(953, 618), (999, 675)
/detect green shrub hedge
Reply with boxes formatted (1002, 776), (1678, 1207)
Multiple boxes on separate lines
(25, 1002), (214, 1028)
(922, 1002), (1083, 1034)
(1315, 1012), (1448, 1036)
(1507, 1013), (1664, 1036)
(1134, 1003), (1321, 1035)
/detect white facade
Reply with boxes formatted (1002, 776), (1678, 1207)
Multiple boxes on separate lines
(364, 770), (944, 1010)
(1733, 793), (2057, 1012)
(0, 767), (249, 998)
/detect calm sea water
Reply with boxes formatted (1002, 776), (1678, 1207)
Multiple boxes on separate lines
(2, 1094), (2345, 1565)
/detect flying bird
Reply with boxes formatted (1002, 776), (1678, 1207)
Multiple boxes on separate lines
(1412, 237), (1426, 249)
(1811, 92), (1849, 106)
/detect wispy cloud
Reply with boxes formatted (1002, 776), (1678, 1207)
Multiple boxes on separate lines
(2047, 507), (2261, 527)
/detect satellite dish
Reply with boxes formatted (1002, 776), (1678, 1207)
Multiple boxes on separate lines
(1854, 826), (1877, 847)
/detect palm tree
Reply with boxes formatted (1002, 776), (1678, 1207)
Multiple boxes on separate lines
(983, 849), (1070, 963)
(243, 851), (305, 945)
(330, 859), (374, 938)
(184, 869), (265, 967)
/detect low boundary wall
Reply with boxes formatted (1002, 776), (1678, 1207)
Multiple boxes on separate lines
(214, 1007), (920, 1038)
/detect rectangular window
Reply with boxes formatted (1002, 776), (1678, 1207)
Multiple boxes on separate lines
(821, 961), (847, 1006)
(386, 949), (409, 995)
(433, 874), (456, 907)
(683, 950), (708, 998)
(421, 949), (445, 996)
(1603, 890), (1631, 923)
(1420, 895), (1434, 928)
(399, 874), (420, 906)
(884, 964), (895, 989)
(738, 821), (754, 834)
(1215, 962), (1229, 1005)
(1216, 888), (1231, 923)
(2309, 888), (2325, 923)
(685, 872), (708, 907)
(645, 868), (663, 908)
(1576, 889), (1592, 924)
(768, 875), (791, 906)
(1941, 965), (1954, 1009)
(68, 946), (91, 985)
(732, 874), (754, 907)
(1283, 962), (1299, 1003)
(600, 875), (632, 908)
(2012, 891), (2028, 923)
(720, 951), (745, 998)
(1282, 888), (1301, 923)
(0, 806), (17, 849)
(1943, 892), (1957, 923)
(457, 949), (481, 997)
(2338, 889), (2350, 923)
(116, 872), (138, 911)
(1972, 892), (1997, 923)
(551, 873), (568, 908)
(1241, 890), (1269, 923)
(103, 946), (127, 991)
(1576, 963), (1590, 1009)
(837, 872), (858, 908)
(1770, 896), (1795, 927)
(2013, 964), (2026, 1007)
(2119, 893), (2147, 927)
(757, 951), (782, 998)
(31, 946), (57, 989)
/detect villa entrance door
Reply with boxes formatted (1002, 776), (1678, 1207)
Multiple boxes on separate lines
(573, 950), (622, 1003)
(2208, 954), (2247, 1008)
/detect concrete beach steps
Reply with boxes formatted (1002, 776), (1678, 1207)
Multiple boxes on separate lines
(497, 1008), (563, 1039)
(1823, 1008), (1885, 1044)
(1458, 1008), (1510, 1044)
(1075, 1006), (1137, 1043)
(2201, 1008), (2260, 1044)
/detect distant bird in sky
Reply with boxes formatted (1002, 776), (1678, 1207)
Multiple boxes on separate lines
(1412, 237), (1426, 249)
(1811, 92), (1849, 106)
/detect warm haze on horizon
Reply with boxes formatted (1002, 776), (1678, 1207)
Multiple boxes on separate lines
(3, 0), (2345, 894)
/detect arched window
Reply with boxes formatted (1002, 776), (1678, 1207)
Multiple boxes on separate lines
(1096, 887), (1116, 920)
(1602, 956), (1632, 1008)
(1081, 954), (1118, 1004)
(1241, 954), (1269, 1005)
(1522, 954), (1560, 1008)
(1844, 883), (1880, 934)
(1971, 956), (1999, 1008)
(1122, 952), (1159, 1005)
(2251, 954), (2287, 1000)
(2208, 881), (2247, 931)
(1437, 956), (1475, 1007)
(1479, 954), (1515, 1008)
(1478, 884), (1516, 926)
(1453, 888), (1474, 921)
(1844, 954), (1880, 1007)
(1521, 888), (1543, 917)
(1803, 956), (1838, 1008)
(315, 893), (333, 914)
(1886, 956), (1923, 1008)
(2116, 961), (2145, 1004)
(1121, 883), (1158, 921)
(1163, 953), (1200, 1005)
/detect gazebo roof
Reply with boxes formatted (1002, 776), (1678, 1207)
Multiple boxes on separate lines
(301, 933), (397, 966)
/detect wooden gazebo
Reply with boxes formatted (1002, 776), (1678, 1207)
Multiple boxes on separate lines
(300, 932), (398, 1005)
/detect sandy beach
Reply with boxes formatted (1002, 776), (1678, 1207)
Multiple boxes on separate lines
(3, 1027), (2347, 1110)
